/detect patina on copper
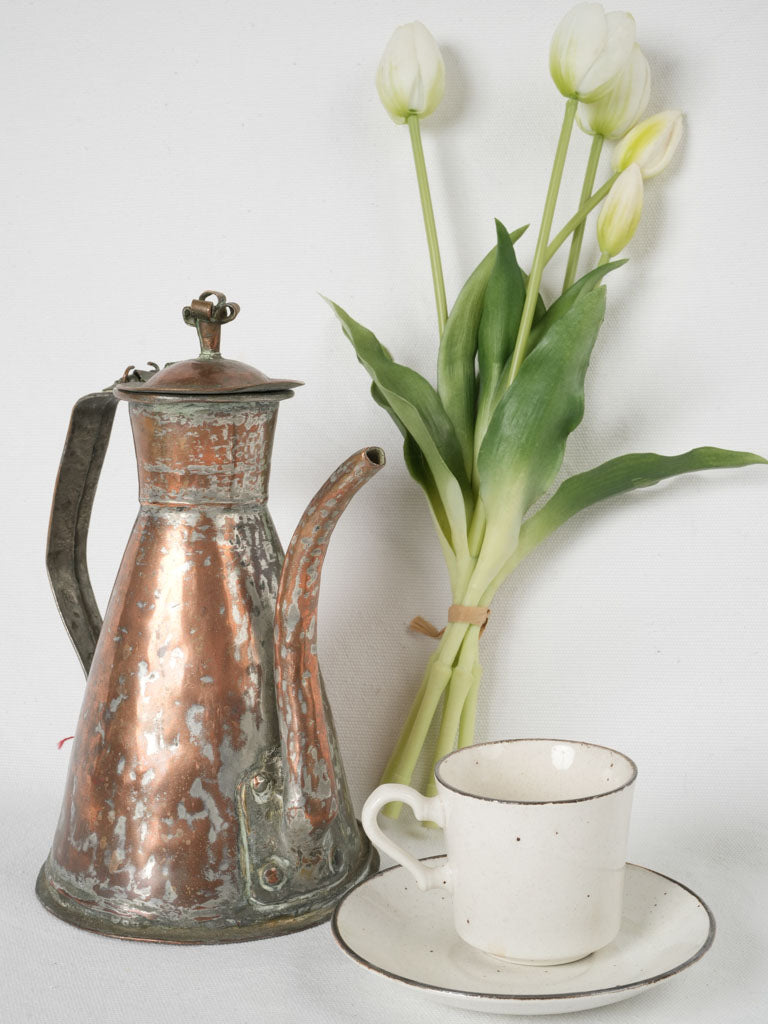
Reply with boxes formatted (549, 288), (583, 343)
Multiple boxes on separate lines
(37, 292), (382, 943)
(241, 448), (386, 908)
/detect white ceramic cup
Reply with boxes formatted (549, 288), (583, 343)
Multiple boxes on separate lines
(362, 738), (637, 966)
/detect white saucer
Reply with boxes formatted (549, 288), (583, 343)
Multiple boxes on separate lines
(332, 857), (715, 1015)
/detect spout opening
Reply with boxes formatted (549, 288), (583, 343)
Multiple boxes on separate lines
(365, 447), (386, 467)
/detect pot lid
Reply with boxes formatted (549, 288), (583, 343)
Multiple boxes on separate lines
(115, 291), (303, 396)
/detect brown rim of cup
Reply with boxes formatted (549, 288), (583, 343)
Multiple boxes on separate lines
(434, 738), (638, 806)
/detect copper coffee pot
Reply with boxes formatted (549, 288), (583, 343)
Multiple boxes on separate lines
(37, 291), (383, 942)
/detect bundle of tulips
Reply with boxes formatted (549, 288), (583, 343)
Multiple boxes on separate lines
(328, 5), (765, 806)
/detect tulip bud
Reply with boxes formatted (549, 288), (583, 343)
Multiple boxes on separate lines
(597, 163), (644, 257)
(376, 22), (445, 124)
(612, 110), (684, 178)
(577, 44), (650, 139)
(550, 3), (636, 103)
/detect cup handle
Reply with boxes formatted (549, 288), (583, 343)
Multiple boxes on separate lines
(362, 784), (450, 892)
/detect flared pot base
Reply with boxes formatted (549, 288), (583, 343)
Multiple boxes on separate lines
(36, 841), (379, 945)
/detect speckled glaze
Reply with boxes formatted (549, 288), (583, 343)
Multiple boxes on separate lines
(332, 858), (715, 1015)
(363, 739), (637, 965)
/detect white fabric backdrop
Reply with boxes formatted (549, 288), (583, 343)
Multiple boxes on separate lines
(2, 0), (767, 1021)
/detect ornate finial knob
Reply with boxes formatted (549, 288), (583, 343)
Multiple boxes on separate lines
(182, 291), (240, 356)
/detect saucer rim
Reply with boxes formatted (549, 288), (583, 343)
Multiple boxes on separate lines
(331, 858), (716, 1004)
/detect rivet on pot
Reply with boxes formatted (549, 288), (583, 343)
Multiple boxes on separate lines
(259, 860), (286, 891)
(250, 774), (268, 795)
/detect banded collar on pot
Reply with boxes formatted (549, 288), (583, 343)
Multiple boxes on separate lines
(115, 290), (303, 398)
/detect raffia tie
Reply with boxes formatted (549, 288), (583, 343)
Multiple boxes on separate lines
(409, 604), (491, 639)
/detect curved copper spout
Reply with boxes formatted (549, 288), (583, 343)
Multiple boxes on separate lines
(274, 447), (385, 834)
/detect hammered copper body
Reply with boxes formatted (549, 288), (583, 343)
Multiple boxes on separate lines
(37, 294), (382, 942)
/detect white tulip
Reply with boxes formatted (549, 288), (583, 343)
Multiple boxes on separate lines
(612, 109), (684, 178)
(376, 22), (445, 124)
(577, 44), (650, 139)
(597, 163), (644, 257)
(550, 3), (636, 103)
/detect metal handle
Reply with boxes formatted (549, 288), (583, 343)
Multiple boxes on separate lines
(46, 390), (119, 676)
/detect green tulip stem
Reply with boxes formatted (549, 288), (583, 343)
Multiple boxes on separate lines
(563, 134), (604, 292)
(378, 620), (472, 815)
(407, 114), (448, 338)
(597, 252), (611, 267)
(545, 172), (619, 263)
(424, 626), (481, 796)
(457, 660), (483, 748)
(467, 501), (487, 557)
(505, 98), (577, 387)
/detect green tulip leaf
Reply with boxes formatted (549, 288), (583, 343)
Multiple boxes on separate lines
(525, 259), (626, 357)
(476, 286), (607, 568)
(477, 221), (527, 402)
(371, 382), (453, 546)
(327, 299), (472, 552)
(475, 220), (527, 457)
(437, 224), (532, 478)
(510, 447), (768, 569)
